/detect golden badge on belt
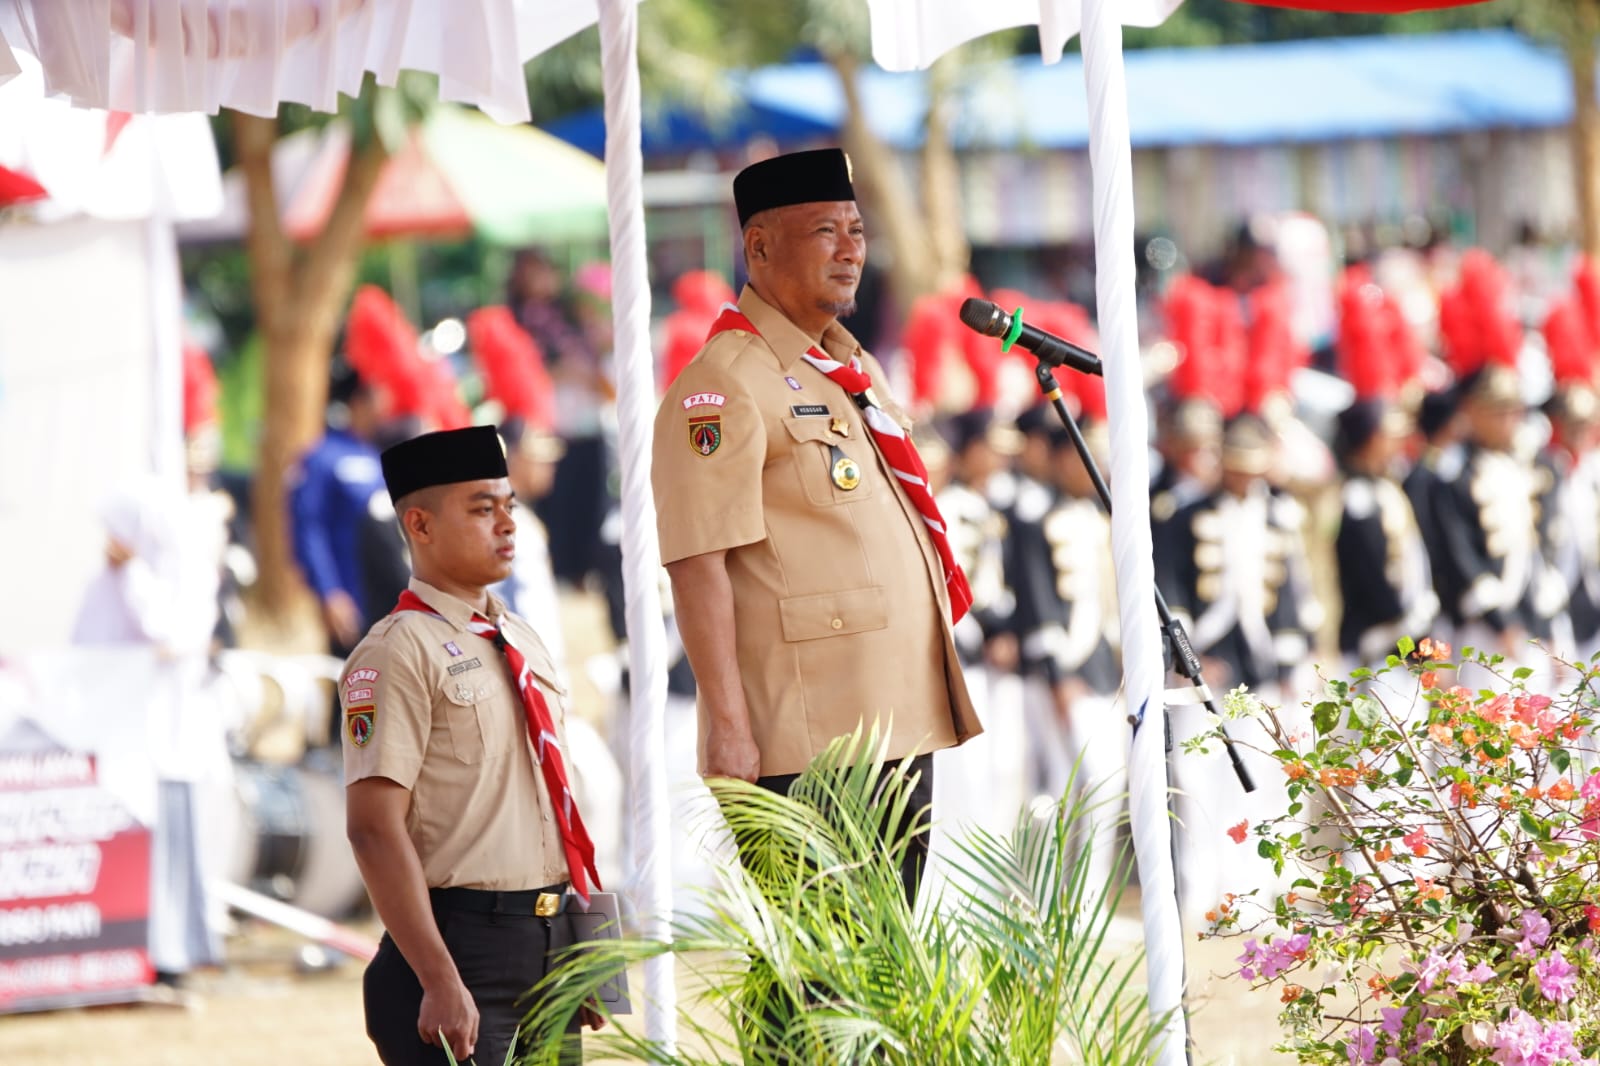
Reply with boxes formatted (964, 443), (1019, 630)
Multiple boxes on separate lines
(831, 454), (861, 491)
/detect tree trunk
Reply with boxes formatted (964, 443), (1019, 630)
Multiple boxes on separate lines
(235, 110), (389, 625)
(1568, 1), (1600, 259)
(826, 50), (937, 319)
(921, 54), (971, 290)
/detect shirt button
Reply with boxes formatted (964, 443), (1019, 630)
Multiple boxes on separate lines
(831, 617), (843, 630)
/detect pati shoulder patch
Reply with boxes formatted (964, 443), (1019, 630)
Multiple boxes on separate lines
(343, 668), (379, 710)
(688, 414), (721, 456)
(682, 392), (727, 410)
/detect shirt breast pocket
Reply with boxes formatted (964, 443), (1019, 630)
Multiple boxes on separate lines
(439, 676), (515, 764)
(781, 416), (873, 507)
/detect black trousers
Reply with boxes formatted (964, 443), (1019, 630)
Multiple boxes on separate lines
(364, 890), (581, 1065)
(753, 752), (935, 906)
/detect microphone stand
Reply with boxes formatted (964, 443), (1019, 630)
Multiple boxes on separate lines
(1030, 362), (1256, 794)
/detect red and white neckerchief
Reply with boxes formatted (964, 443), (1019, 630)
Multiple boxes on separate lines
(706, 307), (974, 624)
(392, 590), (601, 905)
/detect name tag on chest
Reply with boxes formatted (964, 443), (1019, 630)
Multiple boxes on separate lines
(447, 657), (483, 676)
(790, 404), (830, 417)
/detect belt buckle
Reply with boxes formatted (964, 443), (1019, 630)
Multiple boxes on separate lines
(534, 892), (562, 918)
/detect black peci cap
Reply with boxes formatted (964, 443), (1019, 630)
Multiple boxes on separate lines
(381, 425), (508, 504)
(733, 148), (856, 228)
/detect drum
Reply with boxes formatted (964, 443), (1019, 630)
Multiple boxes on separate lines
(227, 751), (366, 919)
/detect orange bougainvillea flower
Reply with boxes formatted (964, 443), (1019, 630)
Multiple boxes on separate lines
(1403, 826), (1430, 856)
(1460, 728), (1479, 746)
(1419, 670), (1439, 690)
(1550, 779), (1576, 802)
(1286, 891), (1299, 905)
(1428, 722), (1454, 745)
(1374, 842), (1394, 863)
(1413, 876), (1446, 902)
(1228, 820), (1249, 844)
(1284, 761), (1309, 781)
(1281, 984), (1305, 1003)
(1450, 780), (1478, 808)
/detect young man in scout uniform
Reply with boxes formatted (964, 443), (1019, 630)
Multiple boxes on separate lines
(342, 425), (600, 1066)
(651, 147), (983, 903)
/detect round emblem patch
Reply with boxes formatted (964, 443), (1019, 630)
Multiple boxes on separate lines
(689, 415), (721, 456)
(347, 710), (375, 747)
(831, 455), (861, 491)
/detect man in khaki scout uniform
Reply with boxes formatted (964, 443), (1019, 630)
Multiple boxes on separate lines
(652, 148), (982, 902)
(342, 425), (598, 1066)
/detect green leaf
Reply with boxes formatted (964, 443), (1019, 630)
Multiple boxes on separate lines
(1519, 811), (1546, 840)
(1536, 839), (1569, 860)
(1553, 748), (1571, 773)
(1350, 695), (1382, 730)
(1397, 636), (1416, 658)
(1313, 701), (1340, 736)
(1393, 766), (1413, 787)
(1513, 666), (1534, 681)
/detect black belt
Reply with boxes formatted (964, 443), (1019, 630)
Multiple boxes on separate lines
(429, 883), (568, 918)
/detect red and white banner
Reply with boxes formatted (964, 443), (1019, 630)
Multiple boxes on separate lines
(0, 721), (153, 1012)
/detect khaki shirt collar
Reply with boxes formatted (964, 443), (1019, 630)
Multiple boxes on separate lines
(738, 284), (864, 373)
(406, 576), (508, 631)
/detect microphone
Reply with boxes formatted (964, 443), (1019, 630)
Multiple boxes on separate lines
(958, 298), (1103, 378)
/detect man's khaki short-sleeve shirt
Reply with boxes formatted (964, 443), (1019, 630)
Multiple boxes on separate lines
(341, 577), (570, 890)
(653, 285), (981, 776)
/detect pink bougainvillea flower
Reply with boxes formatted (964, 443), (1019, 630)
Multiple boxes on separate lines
(1402, 825), (1430, 857)
(1345, 1025), (1378, 1066)
(1515, 909), (1552, 960)
(1534, 950), (1577, 1003)
(1227, 819), (1248, 844)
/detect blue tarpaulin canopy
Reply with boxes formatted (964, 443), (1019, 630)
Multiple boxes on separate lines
(541, 98), (834, 157)
(545, 30), (1577, 155)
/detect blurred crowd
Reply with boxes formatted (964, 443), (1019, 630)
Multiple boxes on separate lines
(68, 213), (1600, 942)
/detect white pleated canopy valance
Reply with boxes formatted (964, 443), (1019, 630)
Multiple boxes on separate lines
(0, 0), (622, 123)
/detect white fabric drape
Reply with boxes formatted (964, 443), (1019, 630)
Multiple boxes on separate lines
(0, 0), (623, 122)
(866, 0), (1182, 71)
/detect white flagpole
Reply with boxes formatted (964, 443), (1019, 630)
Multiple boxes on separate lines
(1077, 0), (1188, 1060)
(596, 0), (677, 1048)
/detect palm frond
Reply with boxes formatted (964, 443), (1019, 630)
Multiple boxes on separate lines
(520, 729), (1169, 1066)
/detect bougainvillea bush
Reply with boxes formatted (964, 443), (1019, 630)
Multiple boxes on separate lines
(1194, 638), (1600, 1066)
